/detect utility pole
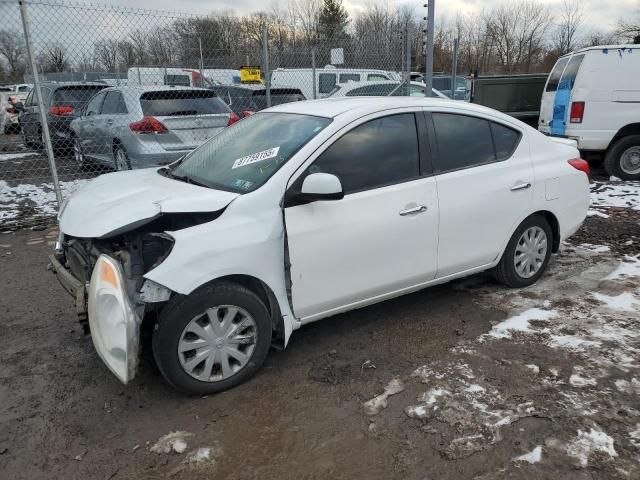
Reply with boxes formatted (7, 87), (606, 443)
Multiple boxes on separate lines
(423, 1), (435, 97)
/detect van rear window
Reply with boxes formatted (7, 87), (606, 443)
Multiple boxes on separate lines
(545, 57), (569, 92)
(559, 54), (584, 90)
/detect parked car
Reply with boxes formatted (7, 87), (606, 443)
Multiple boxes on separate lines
(327, 80), (448, 98)
(16, 82), (108, 152)
(1, 92), (20, 134)
(70, 86), (234, 170)
(51, 97), (590, 394)
(539, 44), (640, 180)
(270, 67), (401, 100)
(0, 83), (32, 103)
(212, 84), (305, 116)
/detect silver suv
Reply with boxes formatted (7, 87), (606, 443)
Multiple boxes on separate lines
(70, 86), (234, 170)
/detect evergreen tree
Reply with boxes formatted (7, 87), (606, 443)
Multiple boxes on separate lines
(318, 0), (349, 45)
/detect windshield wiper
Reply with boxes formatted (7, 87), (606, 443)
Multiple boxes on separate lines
(160, 167), (209, 188)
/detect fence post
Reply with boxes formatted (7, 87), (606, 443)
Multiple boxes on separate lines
(451, 37), (459, 100)
(261, 27), (271, 108)
(405, 27), (411, 96)
(311, 48), (317, 100)
(18, 0), (62, 208)
(424, 0), (435, 97)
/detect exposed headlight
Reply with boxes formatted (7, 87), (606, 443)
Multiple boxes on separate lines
(88, 254), (141, 384)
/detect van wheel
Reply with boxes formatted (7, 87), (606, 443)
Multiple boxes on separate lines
(605, 135), (640, 181)
(493, 214), (552, 288)
(152, 281), (272, 395)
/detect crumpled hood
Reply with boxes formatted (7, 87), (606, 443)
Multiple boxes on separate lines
(59, 168), (239, 238)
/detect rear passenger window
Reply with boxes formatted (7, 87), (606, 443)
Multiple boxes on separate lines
(318, 73), (337, 94)
(491, 123), (521, 160)
(309, 114), (420, 194)
(100, 91), (128, 114)
(432, 113), (495, 172)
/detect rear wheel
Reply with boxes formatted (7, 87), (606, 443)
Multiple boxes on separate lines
(113, 143), (132, 171)
(493, 214), (552, 288)
(604, 135), (640, 181)
(152, 281), (272, 395)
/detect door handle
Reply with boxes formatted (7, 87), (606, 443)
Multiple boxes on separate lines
(399, 205), (427, 216)
(510, 182), (531, 191)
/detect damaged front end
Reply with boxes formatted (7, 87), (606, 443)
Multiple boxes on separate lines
(50, 227), (176, 383)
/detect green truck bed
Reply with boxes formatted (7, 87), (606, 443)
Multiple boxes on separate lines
(469, 74), (548, 126)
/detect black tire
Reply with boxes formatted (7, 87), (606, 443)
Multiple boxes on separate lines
(493, 214), (553, 288)
(113, 143), (132, 171)
(152, 280), (272, 395)
(604, 135), (640, 181)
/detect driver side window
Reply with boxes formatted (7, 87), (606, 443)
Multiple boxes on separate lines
(305, 113), (420, 194)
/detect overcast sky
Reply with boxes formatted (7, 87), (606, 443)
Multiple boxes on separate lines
(106, 0), (636, 33)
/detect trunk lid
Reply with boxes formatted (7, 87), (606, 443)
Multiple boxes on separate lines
(156, 114), (228, 150)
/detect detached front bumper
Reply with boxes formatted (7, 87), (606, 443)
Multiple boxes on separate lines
(49, 253), (88, 321)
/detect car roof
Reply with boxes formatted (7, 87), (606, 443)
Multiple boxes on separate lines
(219, 84), (301, 92)
(560, 44), (639, 58)
(268, 96), (511, 121)
(99, 85), (213, 95)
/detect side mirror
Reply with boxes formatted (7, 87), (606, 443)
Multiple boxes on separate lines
(301, 173), (344, 201)
(13, 101), (24, 112)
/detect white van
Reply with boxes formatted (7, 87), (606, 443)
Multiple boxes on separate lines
(539, 45), (640, 180)
(270, 67), (401, 100)
(127, 67), (240, 88)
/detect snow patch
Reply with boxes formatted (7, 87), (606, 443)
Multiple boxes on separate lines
(184, 447), (216, 465)
(578, 243), (610, 253)
(485, 308), (556, 339)
(590, 181), (640, 211)
(605, 255), (640, 280)
(630, 424), (640, 447)
(566, 427), (617, 467)
(363, 377), (404, 416)
(615, 378), (640, 395)
(514, 445), (542, 464)
(525, 364), (540, 374)
(569, 374), (597, 387)
(592, 291), (640, 312)
(0, 152), (39, 161)
(150, 431), (193, 454)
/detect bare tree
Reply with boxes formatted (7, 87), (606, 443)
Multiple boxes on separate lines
(46, 43), (69, 72)
(95, 40), (118, 71)
(553, 0), (586, 54)
(0, 29), (26, 75)
(615, 7), (640, 41)
(484, 1), (552, 73)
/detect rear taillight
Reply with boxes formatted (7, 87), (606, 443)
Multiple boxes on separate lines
(568, 158), (590, 178)
(227, 112), (240, 126)
(6, 107), (16, 114)
(242, 110), (256, 117)
(129, 116), (168, 134)
(569, 101), (584, 123)
(49, 105), (74, 116)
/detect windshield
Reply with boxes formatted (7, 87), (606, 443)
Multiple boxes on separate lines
(171, 112), (331, 193)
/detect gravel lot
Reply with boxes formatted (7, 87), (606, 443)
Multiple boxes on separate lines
(1, 133), (640, 479)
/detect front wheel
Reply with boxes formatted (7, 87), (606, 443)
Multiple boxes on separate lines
(493, 214), (552, 288)
(605, 135), (640, 181)
(153, 281), (272, 395)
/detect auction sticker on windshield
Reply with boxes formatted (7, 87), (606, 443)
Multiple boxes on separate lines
(232, 147), (280, 169)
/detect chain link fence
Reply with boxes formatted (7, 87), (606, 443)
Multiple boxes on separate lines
(0, 0), (419, 229)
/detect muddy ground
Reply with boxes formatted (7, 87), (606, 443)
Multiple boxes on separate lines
(1, 199), (640, 479)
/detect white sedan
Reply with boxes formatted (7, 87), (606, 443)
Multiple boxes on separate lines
(51, 97), (590, 394)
